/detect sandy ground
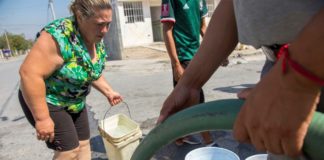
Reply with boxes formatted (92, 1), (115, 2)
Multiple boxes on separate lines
(121, 42), (262, 61)
(122, 44), (168, 60)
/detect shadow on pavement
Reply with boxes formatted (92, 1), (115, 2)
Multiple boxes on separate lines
(213, 83), (255, 94)
(91, 135), (106, 153)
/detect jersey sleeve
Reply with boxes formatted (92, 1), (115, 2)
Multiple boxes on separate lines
(160, 0), (176, 23)
(200, 0), (208, 18)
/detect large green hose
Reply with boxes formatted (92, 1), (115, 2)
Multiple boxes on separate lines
(131, 99), (324, 160)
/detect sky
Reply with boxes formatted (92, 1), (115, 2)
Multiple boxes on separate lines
(0, 0), (72, 40)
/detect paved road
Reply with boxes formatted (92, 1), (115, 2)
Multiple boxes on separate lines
(0, 53), (266, 159)
(88, 55), (265, 160)
(0, 57), (23, 120)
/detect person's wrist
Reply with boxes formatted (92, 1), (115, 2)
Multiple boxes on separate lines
(288, 45), (324, 86)
(104, 90), (114, 98)
(172, 62), (182, 68)
(34, 114), (51, 122)
(277, 58), (321, 94)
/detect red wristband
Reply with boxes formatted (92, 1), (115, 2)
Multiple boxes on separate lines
(276, 44), (324, 86)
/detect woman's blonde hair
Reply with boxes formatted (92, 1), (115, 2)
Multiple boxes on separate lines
(70, 0), (112, 19)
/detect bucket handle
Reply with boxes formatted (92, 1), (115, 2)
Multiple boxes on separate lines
(104, 101), (132, 119)
(102, 101), (133, 131)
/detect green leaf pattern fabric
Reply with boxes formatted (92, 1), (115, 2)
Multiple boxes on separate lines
(44, 17), (107, 113)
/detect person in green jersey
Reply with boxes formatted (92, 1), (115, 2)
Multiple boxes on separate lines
(160, 0), (214, 146)
(18, 0), (122, 159)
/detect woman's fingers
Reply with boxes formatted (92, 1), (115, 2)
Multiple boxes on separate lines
(49, 132), (55, 142)
(37, 131), (54, 142)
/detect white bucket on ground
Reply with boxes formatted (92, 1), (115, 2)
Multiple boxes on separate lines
(98, 114), (142, 160)
(185, 147), (240, 160)
(246, 154), (268, 160)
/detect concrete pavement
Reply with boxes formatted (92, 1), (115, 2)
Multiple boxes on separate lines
(87, 50), (266, 159)
(0, 47), (266, 160)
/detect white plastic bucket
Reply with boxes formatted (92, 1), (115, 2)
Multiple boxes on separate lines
(98, 114), (140, 142)
(98, 114), (142, 160)
(101, 131), (142, 160)
(246, 154), (268, 160)
(185, 147), (240, 160)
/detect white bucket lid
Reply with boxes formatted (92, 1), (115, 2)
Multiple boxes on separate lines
(98, 114), (140, 141)
(245, 154), (268, 160)
(185, 147), (240, 160)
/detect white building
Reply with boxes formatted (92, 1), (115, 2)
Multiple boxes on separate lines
(105, 0), (220, 59)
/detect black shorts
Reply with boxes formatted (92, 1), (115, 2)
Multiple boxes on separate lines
(18, 90), (90, 151)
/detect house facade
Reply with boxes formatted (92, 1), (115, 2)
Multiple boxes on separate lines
(105, 0), (220, 59)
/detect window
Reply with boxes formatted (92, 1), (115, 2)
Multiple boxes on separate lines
(206, 0), (215, 17)
(123, 2), (144, 23)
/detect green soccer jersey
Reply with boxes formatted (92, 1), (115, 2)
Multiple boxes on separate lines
(161, 0), (208, 62)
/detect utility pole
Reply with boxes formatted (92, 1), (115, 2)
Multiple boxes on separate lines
(49, 0), (56, 20)
(104, 0), (123, 60)
(4, 30), (11, 51)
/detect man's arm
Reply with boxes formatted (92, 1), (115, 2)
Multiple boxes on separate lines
(92, 76), (122, 106)
(158, 0), (238, 122)
(163, 22), (184, 81)
(200, 15), (229, 67)
(233, 8), (324, 157)
(289, 8), (324, 83)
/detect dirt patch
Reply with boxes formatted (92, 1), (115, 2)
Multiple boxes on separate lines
(122, 46), (168, 60)
(120, 44), (261, 61)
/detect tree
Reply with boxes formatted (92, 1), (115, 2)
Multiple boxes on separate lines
(0, 34), (8, 49)
(0, 32), (33, 51)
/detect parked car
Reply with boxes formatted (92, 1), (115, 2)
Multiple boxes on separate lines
(2, 49), (11, 59)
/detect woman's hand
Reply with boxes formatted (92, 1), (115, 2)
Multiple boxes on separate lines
(35, 117), (55, 143)
(91, 76), (123, 106)
(107, 91), (123, 106)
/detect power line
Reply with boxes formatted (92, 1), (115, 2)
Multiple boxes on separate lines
(1, 8), (47, 17)
(0, 4), (45, 10)
(0, 24), (43, 27)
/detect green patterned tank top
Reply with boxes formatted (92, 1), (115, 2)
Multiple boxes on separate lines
(44, 16), (107, 113)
